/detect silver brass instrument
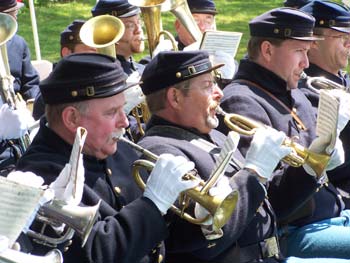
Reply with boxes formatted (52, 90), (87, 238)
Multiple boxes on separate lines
(162, 0), (202, 43)
(0, 13), (32, 152)
(0, 13), (17, 108)
(0, 248), (62, 263)
(128, 0), (178, 57)
(80, 15), (125, 57)
(118, 136), (239, 230)
(216, 106), (331, 177)
(27, 199), (101, 248)
(300, 71), (348, 93)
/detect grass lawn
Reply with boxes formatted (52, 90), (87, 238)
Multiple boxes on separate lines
(17, 0), (343, 63)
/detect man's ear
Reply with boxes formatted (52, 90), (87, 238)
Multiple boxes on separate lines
(166, 87), (182, 110)
(174, 19), (181, 34)
(61, 47), (72, 58)
(61, 106), (81, 133)
(260, 40), (273, 62)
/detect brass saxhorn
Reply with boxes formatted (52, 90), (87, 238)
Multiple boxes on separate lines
(79, 15), (125, 57)
(118, 136), (239, 231)
(128, 0), (178, 57)
(0, 248), (62, 263)
(162, 0), (202, 43)
(27, 199), (101, 248)
(300, 72), (348, 93)
(216, 106), (331, 177)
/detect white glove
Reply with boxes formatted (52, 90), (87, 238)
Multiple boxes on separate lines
(0, 236), (9, 253)
(194, 176), (232, 226)
(143, 154), (199, 215)
(123, 86), (145, 115)
(210, 51), (236, 80)
(152, 39), (177, 57)
(7, 170), (44, 187)
(304, 136), (345, 176)
(244, 127), (292, 180)
(328, 89), (350, 134)
(326, 137), (345, 171)
(49, 154), (85, 206)
(0, 104), (34, 140)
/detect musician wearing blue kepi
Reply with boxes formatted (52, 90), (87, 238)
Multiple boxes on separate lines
(32, 19), (97, 121)
(137, 49), (350, 263)
(299, 0), (350, 207)
(16, 53), (200, 263)
(218, 7), (350, 259)
(0, 0), (37, 173)
(174, 0), (217, 50)
(0, 0), (39, 101)
(91, 0), (145, 76)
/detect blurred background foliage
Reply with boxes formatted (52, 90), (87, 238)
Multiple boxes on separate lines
(17, 0), (343, 63)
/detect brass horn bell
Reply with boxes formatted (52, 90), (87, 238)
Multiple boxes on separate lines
(79, 15), (125, 57)
(216, 106), (331, 177)
(128, 0), (178, 57)
(118, 136), (239, 231)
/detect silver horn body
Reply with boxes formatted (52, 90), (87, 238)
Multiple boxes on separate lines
(0, 248), (62, 263)
(300, 72), (348, 93)
(27, 199), (101, 248)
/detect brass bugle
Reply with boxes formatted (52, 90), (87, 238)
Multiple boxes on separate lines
(118, 136), (239, 230)
(27, 199), (101, 248)
(80, 15), (125, 57)
(0, 248), (62, 263)
(300, 71), (348, 93)
(216, 106), (331, 177)
(128, 0), (178, 57)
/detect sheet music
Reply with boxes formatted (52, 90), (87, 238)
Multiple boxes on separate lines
(69, 127), (87, 199)
(316, 90), (339, 154)
(210, 131), (240, 177)
(342, 0), (350, 8)
(0, 177), (44, 246)
(199, 31), (243, 58)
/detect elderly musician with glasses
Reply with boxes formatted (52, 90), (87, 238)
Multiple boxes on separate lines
(136, 49), (350, 263)
(299, 1), (350, 208)
(91, 0), (145, 76)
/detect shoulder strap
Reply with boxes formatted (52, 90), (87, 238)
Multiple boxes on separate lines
(233, 79), (307, 131)
(145, 125), (244, 169)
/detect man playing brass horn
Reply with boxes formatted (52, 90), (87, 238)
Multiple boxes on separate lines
(16, 53), (199, 263)
(299, 1), (350, 208)
(135, 50), (344, 263)
(218, 7), (350, 260)
(91, 0), (145, 76)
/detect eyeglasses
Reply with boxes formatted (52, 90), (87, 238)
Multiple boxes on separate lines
(194, 17), (215, 28)
(321, 34), (350, 45)
(123, 19), (143, 31)
(180, 79), (218, 94)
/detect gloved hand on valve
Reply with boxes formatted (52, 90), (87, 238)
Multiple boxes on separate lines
(194, 175), (232, 240)
(244, 127), (293, 182)
(143, 153), (199, 215)
(0, 104), (35, 140)
(304, 135), (345, 176)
